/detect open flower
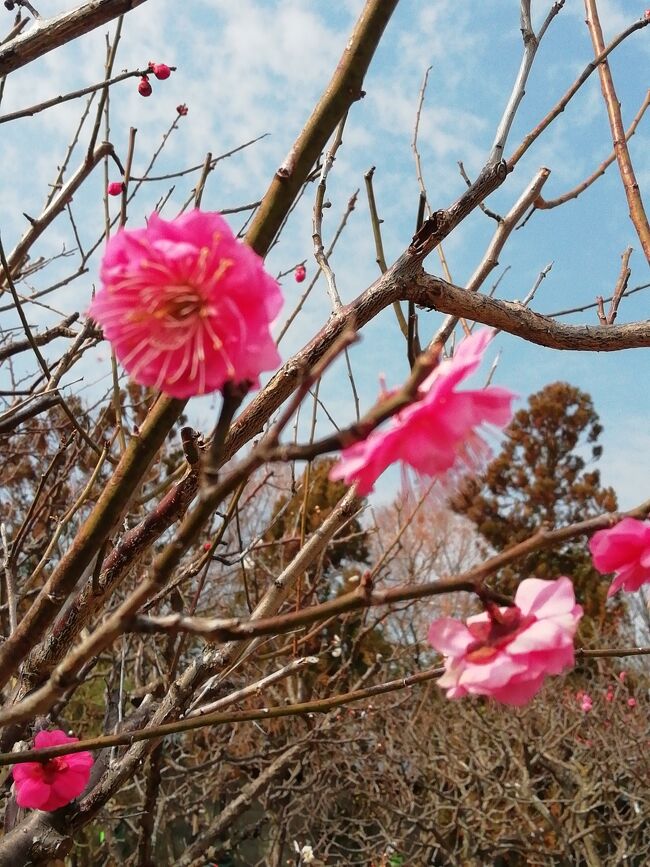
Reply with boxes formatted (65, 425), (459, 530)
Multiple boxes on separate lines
(89, 210), (283, 398)
(329, 329), (514, 494)
(428, 577), (583, 706)
(12, 730), (93, 811)
(589, 517), (650, 596)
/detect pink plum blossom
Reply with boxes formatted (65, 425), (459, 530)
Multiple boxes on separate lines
(107, 181), (124, 197)
(619, 670), (627, 682)
(581, 694), (593, 713)
(627, 697), (637, 708)
(428, 577), (583, 706)
(89, 211), (283, 398)
(605, 688), (614, 702)
(12, 730), (93, 811)
(329, 329), (515, 495)
(589, 517), (650, 596)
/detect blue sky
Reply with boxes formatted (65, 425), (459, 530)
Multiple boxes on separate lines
(0, 0), (648, 507)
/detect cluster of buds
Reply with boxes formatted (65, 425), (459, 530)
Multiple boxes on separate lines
(138, 61), (172, 98)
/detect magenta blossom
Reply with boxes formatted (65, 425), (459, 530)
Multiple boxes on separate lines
(89, 211), (283, 398)
(329, 329), (515, 494)
(428, 577), (583, 706)
(12, 730), (93, 811)
(589, 517), (650, 596)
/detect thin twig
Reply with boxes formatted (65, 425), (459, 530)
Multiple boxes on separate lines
(584, 0), (650, 262)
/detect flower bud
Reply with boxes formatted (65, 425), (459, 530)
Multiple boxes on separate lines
(294, 264), (306, 283)
(177, 103), (189, 116)
(107, 181), (124, 197)
(138, 76), (152, 97)
(151, 63), (171, 80)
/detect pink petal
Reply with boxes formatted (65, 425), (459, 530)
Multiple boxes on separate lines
(506, 619), (572, 654)
(589, 518), (650, 572)
(514, 576), (577, 619)
(459, 654), (528, 689)
(427, 618), (475, 656)
(15, 778), (51, 810)
(489, 673), (546, 706)
(34, 730), (77, 749)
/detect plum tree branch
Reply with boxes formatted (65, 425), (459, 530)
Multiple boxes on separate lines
(0, 0), (149, 77)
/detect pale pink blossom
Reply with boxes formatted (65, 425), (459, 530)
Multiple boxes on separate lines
(619, 670), (627, 682)
(12, 730), (93, 811)
(329, 329), (515, 495)
(627, 697), (637, 708)
(581, 694), (593, 713)
(589, 517), (650, 596)
(89, 211), (283, 398)
(428, 577), (583, 706)
(605, 688), (614, 702)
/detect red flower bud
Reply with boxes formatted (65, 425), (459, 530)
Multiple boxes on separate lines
(177, 103), (189, 116)
(294, 264), (306, 283)
(151, 63), (171, 80)
(107, 181), (124, 197)
(138, 76), (152, 97)
(203, 542), (212, 552)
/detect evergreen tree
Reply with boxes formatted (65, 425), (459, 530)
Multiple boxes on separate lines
(452, 382), (620, 630)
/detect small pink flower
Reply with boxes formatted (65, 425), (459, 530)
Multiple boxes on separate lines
(628, 697), (637, 708)
(330, 329), (515, 494)
(294, 264), (306, 283)
(89, 211), (283, 398)
(150, 62), (171, 80)
(177, 103), (189, 116)
(619, 670), (627, 682)
(428, 577), (583, 706)
(589, 517), (650, 596)
(12, 730), (93, 812)
(605, 689), (614, 702)
(581, 694), (593, 713)
(138, 76), (152, 97)
(107, 181), (124, 197)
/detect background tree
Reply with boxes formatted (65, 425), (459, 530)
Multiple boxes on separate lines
(453, 382), (620, 630)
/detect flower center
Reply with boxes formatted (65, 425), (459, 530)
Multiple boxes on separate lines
(40, 756), (68, 783)
(465, 605), (535, 663)
(153, 290), (206, 323)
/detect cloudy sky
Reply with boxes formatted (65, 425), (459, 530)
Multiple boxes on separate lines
(0, 0), (648, 507)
